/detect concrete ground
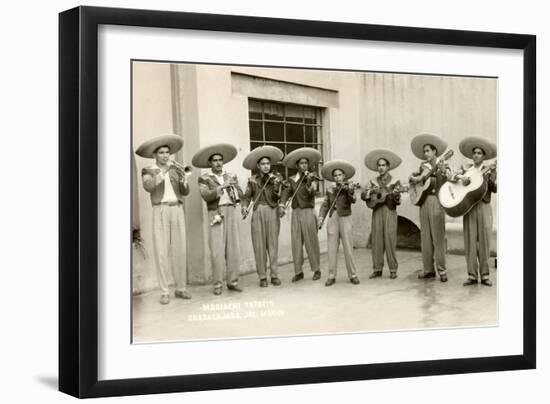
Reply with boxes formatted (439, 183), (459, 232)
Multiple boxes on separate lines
(132, 249), (497, 343)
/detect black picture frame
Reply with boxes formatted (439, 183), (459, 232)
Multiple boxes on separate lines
(59, 5), (536, 398)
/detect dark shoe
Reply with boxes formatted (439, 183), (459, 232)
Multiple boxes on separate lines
(350, 276), (360, 285)
(390, 272), (397, 279)
(175, 290), (192, 299)
(369, 271), (382, 279)
(418, 271), (436, 279)
(259, 279), (268, 287)
(291, 272), (304, 282)
(325, 278), (336, 287)
(213, 288), (222, 296)
(227, 284), (243, 292)
(160, 295), (170, 305)
(440, 274), (448, 283)
(312, 271), (321, 281)
(481, 279), (493, 287)
(463, 279), (478, 286)
(271, 277), (282, 286)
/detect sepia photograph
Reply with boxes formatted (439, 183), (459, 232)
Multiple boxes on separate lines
(131, 60), (497, 343)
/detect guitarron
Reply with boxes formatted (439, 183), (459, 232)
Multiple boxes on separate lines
(438, 161), (496, 217)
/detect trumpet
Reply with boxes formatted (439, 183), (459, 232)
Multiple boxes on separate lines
(169, 160), (193, 177)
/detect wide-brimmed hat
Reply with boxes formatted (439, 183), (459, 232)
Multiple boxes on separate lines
(321, 159), (356, 181)
(459, 136), (497, 160)
(410, 133), (448, 160)
(135, 134), (183, 158)
(282, 147), (322, 169)
(364, 149), (402, 171)
(242, 145), (284, 170)
(191, 143), (238, 168)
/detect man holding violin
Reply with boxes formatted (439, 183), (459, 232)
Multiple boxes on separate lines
(318, 159), (360, 287)
(135, 134), (192, 305)
(361, 149), (403, 280)
(242, 145), (285, 287)
(192, 143), (244, 296)
(280, 147), (322, 283)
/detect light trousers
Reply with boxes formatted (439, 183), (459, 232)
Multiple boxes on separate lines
(327, 213), (357, 279)
(419, 194), (447, 275)
(371, 205), (398, 273)
(208, 205), (241, 287)
(151, 204), (187, 296)
(251, 204), (280, 279)
(463, 201), (493, 281)
(291, 207), (321, 274)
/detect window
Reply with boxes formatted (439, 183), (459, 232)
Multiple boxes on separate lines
(248, 99), (325, 194)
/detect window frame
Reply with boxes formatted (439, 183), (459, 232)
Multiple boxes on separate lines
(248, 98), (326, 196)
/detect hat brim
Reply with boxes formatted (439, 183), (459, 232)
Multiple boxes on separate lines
(321, 159), (356, 181)
(410, 133), (448, 160)
(459, 136), (497, 160)
(135, 134), (183, 158)
(243, 145), (284, 170)
(364, 149), (402, 171)
(191, 143), (238, 168)
(281, 147), (322, 168)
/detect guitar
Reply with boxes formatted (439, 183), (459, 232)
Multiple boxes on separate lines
(408, 150), (454, 206)
(438, 161), (497, 217)
(365, 180), (409, 209)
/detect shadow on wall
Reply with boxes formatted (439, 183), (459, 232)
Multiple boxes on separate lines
(367, 215), (421, 250)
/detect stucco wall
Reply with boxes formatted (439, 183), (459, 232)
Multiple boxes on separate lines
(132, 62), (497, 294)
(132, 62), (175, 294)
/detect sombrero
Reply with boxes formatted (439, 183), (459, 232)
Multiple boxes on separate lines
(459, 136), (497, 160)
(135, 134), (183, 158)
(321, 159), (356, 181)
(282, 147), (322, 169)
(410, 133), (448, 160)
(364, 149), (402, 171)
(242, 145), (284, 170)
(191, 143), (238, 169)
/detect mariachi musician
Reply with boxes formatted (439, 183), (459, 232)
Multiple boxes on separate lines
(135, 134), (192, 305)
(318, 159), (361, 287)
(241, 145), (285, 287)
(280, 147), (322, 282)
(192, 143), (244, 295)
(361, 149), (403, 280)
(452, 136), (497, 287)
(408, 133), (452, 283)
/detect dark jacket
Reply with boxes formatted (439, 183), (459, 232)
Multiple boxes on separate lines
(198, 171), (244, 211)
(280, 173), (317, 209)
(141, 165), (189, 205)
(242, 172), (283, 210)
(319, 183), (356, 220)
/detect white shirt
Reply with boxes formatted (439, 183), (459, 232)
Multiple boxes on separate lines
(210, 169), (232, 205)
(152, 164), (178, 203)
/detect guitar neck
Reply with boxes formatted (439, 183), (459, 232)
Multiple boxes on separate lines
(481, 163), (497, 175)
